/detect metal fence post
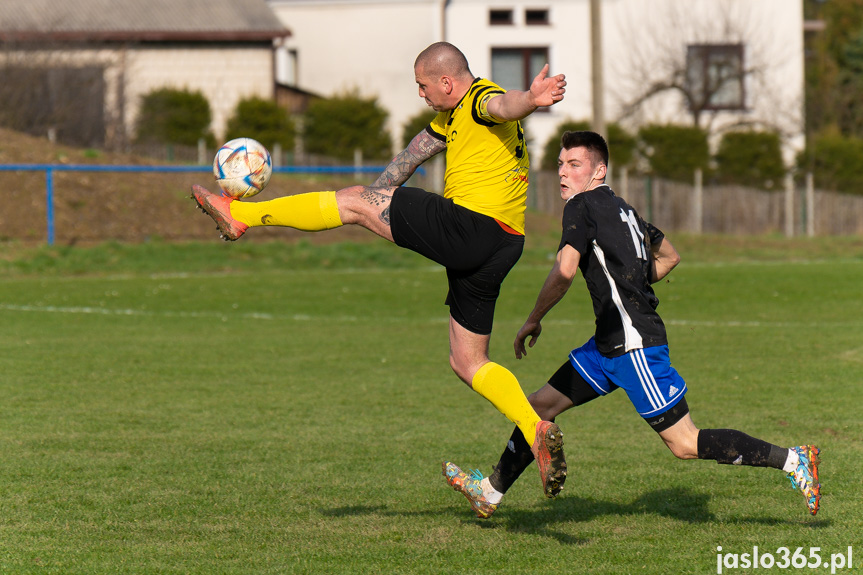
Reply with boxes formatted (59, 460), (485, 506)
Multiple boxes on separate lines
(806, 172), (815, 237)
(784, 172), (794, 238)
(353, 148), (363, 180)
(619, 166), (629, 200)
(645, 175), (653, 223)
(693, 168), (703, 235)
(46, 167), (55, 245)
(272, 143), (282, 169)
(431, 155), (445, 195)
(197, 138), (207, 165)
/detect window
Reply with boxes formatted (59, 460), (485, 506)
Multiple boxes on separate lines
(489, 9), (514, 26)
(491, 47), (549, 91)
(525, 9), (549, 25)
(275, 47), (298, 86)
(686, 44), (745, 110)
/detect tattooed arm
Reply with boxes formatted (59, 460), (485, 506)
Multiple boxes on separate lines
(372, 129), (446, 187)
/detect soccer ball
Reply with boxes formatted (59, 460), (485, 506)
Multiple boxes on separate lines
(213, 138), (273, 199)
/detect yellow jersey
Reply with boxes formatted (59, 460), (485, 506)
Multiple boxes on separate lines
(427, 78), (529, 234)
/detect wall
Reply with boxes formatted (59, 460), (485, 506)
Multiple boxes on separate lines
(269, 0), (443, 154)
(270, 0), (804, 168)
(1, 44), (275, 147)
(124, 45), (275, 143)
(602, 0), (805, 165)
(445, 0), (590, 166)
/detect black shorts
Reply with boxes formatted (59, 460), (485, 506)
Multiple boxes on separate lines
(547, 360), (689, 433)
(390, 186), (524, 335)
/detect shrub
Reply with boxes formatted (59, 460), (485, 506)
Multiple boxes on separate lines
(303, 90), (392, 161)
(540, 120), (637, 170)
(638, 124), (710, 182)
(798, 130), (863, 194)
(714, 131), (786, 189)
(135, 88), (215, 147)
(224, 97), (295, 150)
(401, 110), (438, 148)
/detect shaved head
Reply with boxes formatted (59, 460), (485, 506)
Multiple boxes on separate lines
(415, 42), (472, 79)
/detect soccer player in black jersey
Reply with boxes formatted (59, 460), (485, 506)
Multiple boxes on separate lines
(442, 131), (821, 519)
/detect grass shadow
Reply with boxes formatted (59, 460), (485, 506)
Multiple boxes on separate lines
(316, 487), (714, 546)
(501, 487), (715, 524)
(491, 487), (715, 545)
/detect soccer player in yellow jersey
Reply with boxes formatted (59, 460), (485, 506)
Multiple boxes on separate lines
(192, 42), (568, 499)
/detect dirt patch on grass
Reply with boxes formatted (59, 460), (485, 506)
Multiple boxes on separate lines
(6, 127), (855, 262)
(0, 127), (561, 247)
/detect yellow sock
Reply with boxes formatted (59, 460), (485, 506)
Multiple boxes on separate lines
(229, 191), (343, 231)
(471, 362), (541, 446)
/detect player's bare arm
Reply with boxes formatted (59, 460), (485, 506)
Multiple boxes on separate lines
(650, 237), (681, 283)
(372, 130), (446, 187)
(487, 63), (566, 121)
(514, 245), (580, 359)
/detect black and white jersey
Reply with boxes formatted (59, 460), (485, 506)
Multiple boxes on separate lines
(559, 185), (667, 357)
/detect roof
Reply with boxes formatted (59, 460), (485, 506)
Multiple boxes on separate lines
(0, 0), (290, 43)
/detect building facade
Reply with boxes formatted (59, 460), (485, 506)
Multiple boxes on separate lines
(270, 0), (805, 166)
(0, 0), (288, 148)
(0, 0), (805, 167)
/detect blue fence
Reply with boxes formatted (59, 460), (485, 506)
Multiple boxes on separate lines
(0, 163), (403, 244)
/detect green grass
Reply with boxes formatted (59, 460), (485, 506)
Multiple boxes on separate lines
(1, 235), (862, 574)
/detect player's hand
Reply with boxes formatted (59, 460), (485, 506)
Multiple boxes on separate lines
(530, 63), (566, 108)
(514, 320), (542, 359)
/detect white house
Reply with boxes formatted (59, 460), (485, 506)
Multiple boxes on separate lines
(269, 0), (805, 167)
(268, 0), (443, 151)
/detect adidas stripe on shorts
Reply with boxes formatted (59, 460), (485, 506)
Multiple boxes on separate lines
(568, 337), (687, 418)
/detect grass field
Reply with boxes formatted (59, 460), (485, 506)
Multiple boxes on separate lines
(1, 234), (862, 574)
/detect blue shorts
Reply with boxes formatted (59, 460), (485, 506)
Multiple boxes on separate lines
(569, 337), (687, 418)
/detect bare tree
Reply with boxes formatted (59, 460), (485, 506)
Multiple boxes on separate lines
(610, 0), (803, 145)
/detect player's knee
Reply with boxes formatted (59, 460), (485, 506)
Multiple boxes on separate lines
(527, 386), (570, 420)
(448, 354), (472, 385)
(668, 442), (698, 460)
(656, 406), (699, 459)
(663, 430), (699, 459)
(448, 354), (460, 377)
(526, 390), (551, 418)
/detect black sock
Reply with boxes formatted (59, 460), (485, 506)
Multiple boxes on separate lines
(488, 425), (536, 493)
(697, 428), (788, 469)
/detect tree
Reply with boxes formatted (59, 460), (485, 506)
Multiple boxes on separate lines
(804, 0), (863, 141)
(612, 2), (801, 140)
(797, 129), (863, 195)
(225, 97), (295, 150)
(135, 88), (214, 147)
(303, 90), (392, 161)
(835, 28), (863, 137)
